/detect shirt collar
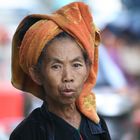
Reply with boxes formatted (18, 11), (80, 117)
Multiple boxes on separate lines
(87, 117), (106, 134)
(40, 102), (53, 121)
(40, 102), (105, 135)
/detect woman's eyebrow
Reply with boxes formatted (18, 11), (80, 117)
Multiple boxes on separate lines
(46, 56), (84, 63)
(47, 57), (63, 63)
(71, 56), (84, 62)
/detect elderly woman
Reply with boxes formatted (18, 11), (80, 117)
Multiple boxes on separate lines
(10, 2), (111, 140)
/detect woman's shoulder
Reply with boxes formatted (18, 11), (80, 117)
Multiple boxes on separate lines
(99, 115), (109, 128)
(85, 115), (111, 140)
(9, 107), (47, 140)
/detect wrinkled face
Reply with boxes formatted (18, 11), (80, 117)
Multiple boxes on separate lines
(40, 38), (89, 105)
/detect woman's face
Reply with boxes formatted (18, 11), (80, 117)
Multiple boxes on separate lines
(40, 38), (89, 106)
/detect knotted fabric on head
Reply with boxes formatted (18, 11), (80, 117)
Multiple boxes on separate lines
(11, 2), (100, 123)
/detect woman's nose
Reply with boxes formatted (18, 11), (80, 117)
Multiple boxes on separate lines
(62, 66), (74, 83)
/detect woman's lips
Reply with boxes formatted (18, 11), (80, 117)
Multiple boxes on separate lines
(60, 89), (75, 97)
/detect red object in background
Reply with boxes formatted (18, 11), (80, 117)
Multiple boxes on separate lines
(0, 25), (10, 45)
(0, 82), (24, 133)
(0, 82), (24, 119)
(133, 109), (140, 127)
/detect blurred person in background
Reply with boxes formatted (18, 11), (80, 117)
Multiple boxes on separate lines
(100, 13), (140, 139)
(101, 19), (140, 95)
(94, 22), (135, 140)
(95, 44), (128, 94)
(98, 22), (129, 92)
(9, 2), (111, 140)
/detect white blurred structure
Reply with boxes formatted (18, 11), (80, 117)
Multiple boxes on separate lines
(84, 0), (122, 29)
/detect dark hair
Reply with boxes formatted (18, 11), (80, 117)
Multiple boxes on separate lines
(35, 32), (91, 71)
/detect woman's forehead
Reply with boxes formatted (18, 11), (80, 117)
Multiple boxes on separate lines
(44, 38), (85, 60)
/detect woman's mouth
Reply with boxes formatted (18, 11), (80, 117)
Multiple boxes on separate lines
(60, 89), (76, 97)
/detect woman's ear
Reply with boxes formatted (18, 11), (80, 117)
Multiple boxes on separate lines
(29, 67), (42, 85)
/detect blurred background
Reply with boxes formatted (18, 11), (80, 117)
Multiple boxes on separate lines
(0, 0), (140, 139)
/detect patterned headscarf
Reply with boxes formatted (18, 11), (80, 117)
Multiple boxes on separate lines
(11, 2), (100, 123)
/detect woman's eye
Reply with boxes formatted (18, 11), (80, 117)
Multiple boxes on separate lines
(73, 63), (83, 68)
(51, 65), (61, 70)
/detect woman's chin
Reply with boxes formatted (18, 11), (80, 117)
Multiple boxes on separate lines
(60, 97), (76, 106)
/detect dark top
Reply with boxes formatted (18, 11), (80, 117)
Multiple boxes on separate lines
(10, 102), (111, 140)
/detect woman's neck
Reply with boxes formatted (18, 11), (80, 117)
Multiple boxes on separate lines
(46, 101), (81, 129)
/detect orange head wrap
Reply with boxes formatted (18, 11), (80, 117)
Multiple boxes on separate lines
(11, 2), (100, 123)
